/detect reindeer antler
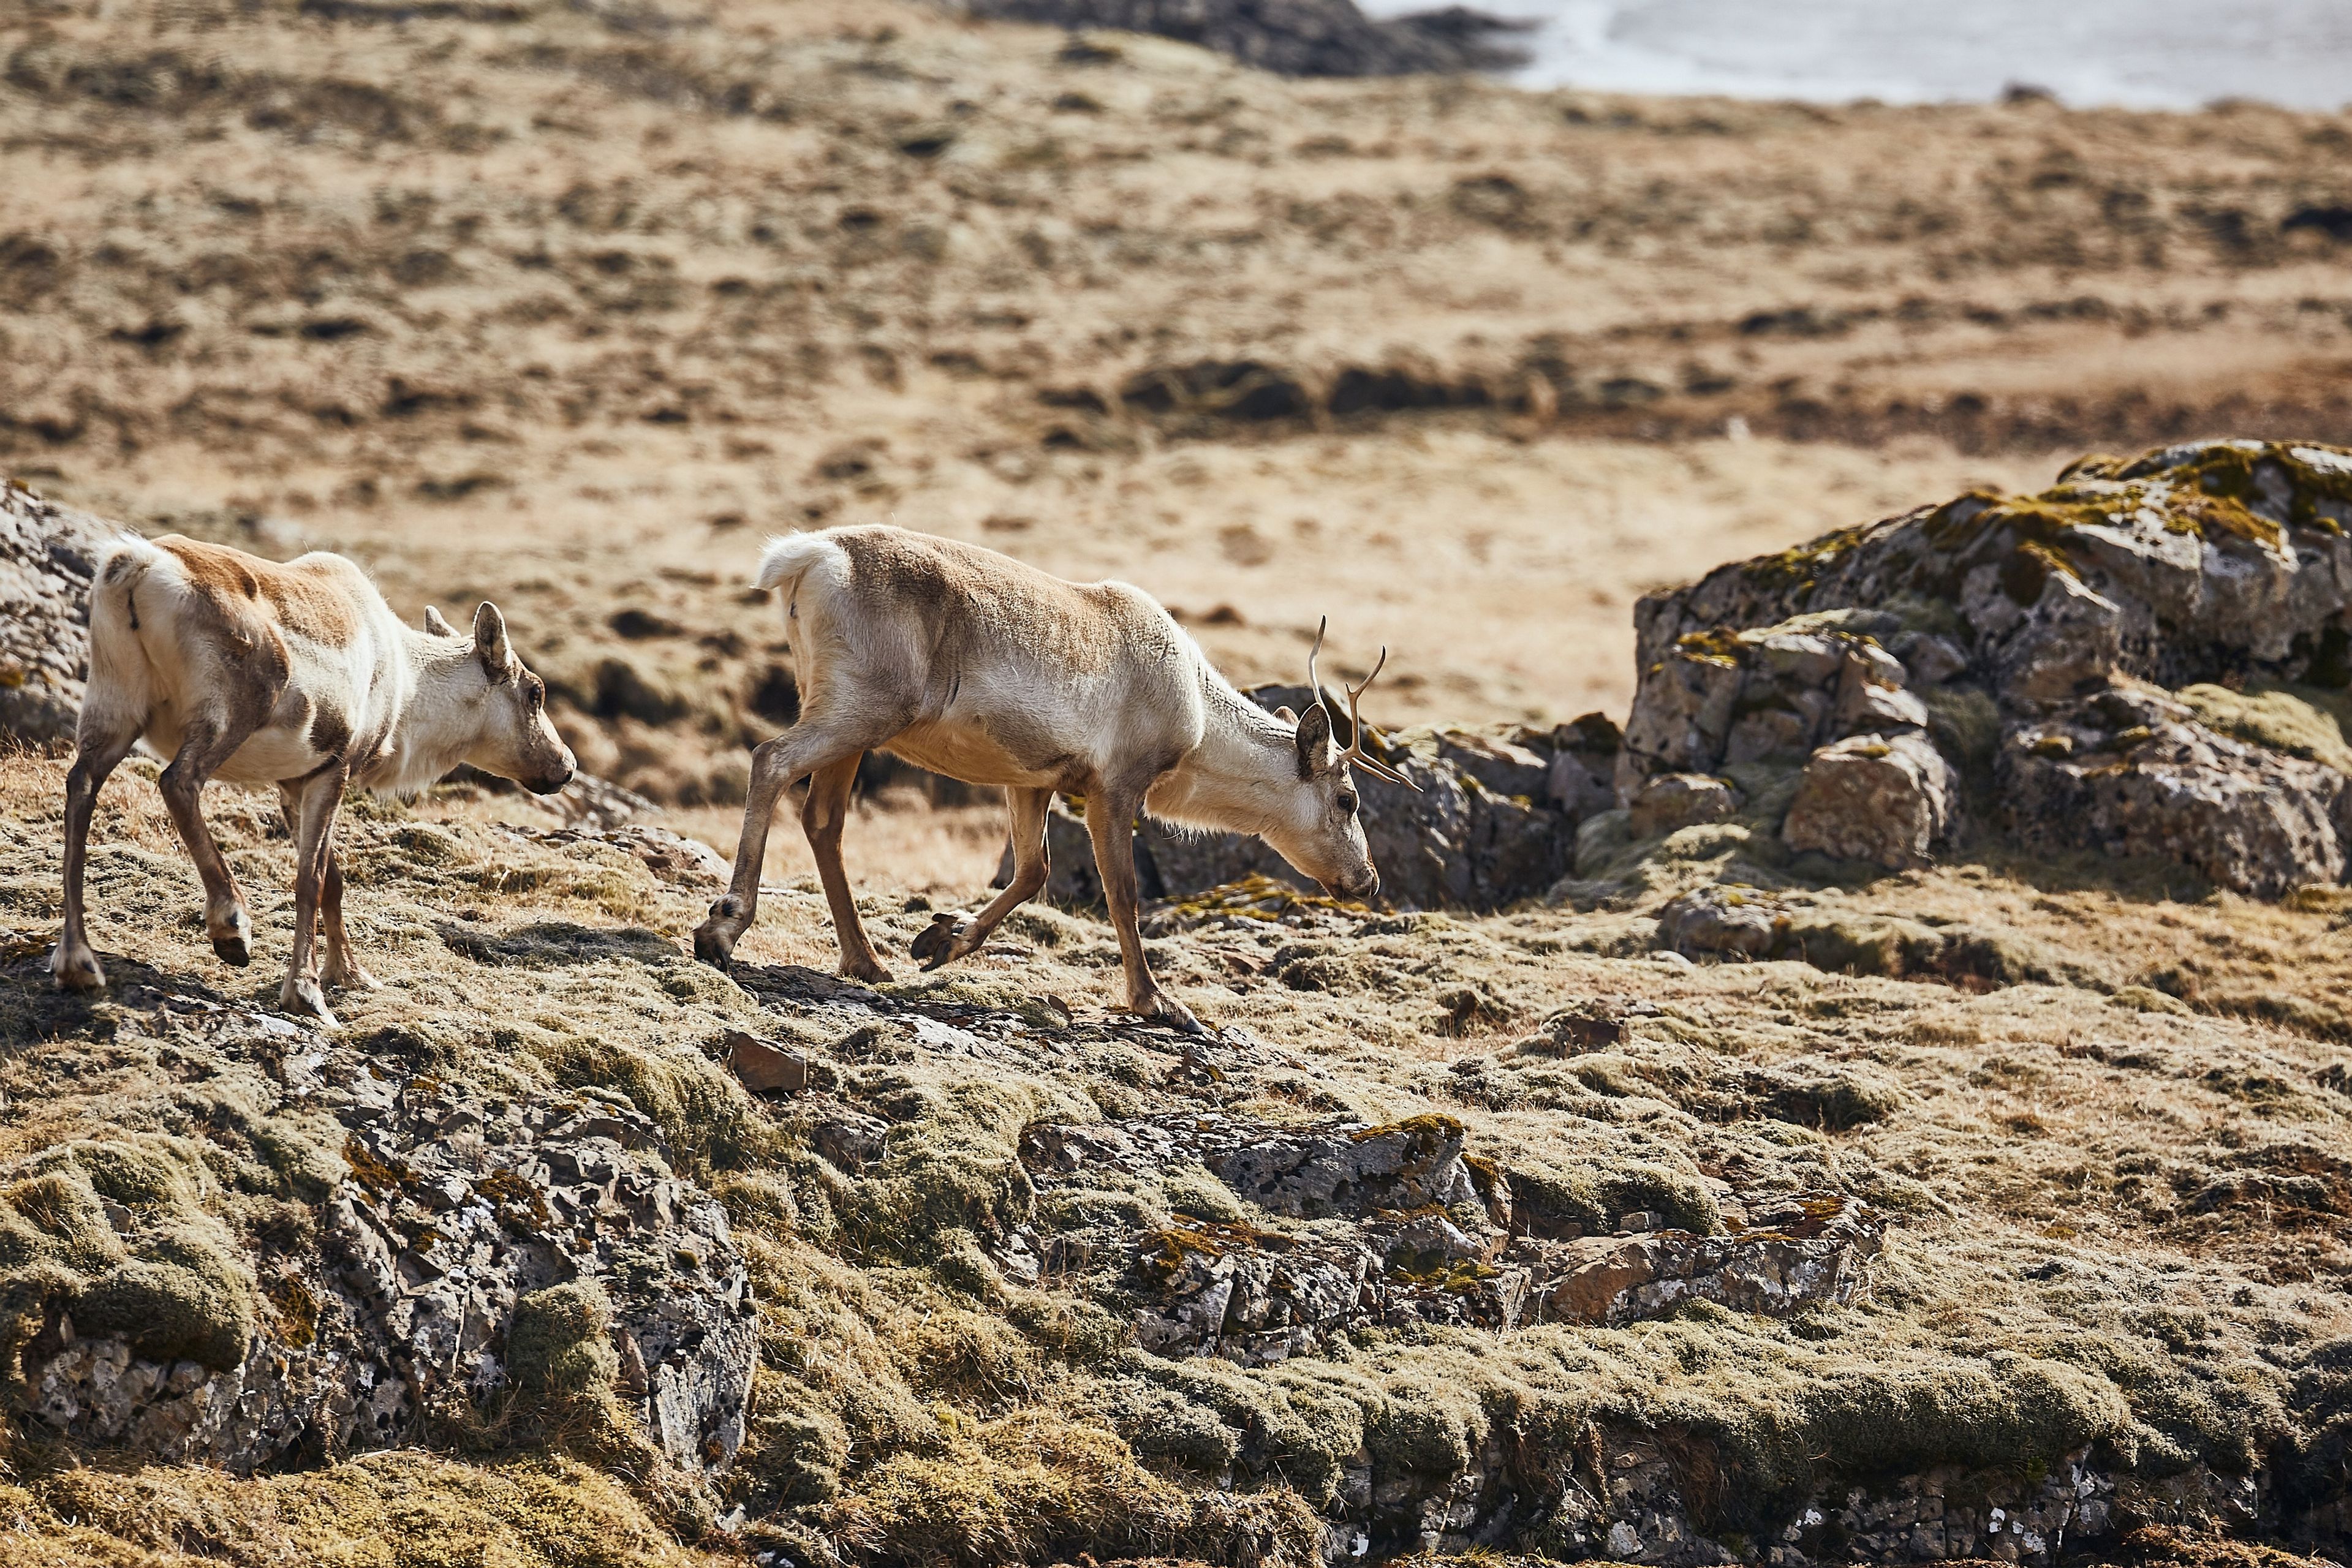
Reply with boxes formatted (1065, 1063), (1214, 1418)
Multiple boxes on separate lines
(1306, 617), (1420, 791)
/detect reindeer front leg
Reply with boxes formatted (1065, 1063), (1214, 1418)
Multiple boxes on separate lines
(913, 785), (1053, 971)
(281, 766), (349, 1027)
(1083, 784), (1202, 1035)
(695, 717), (896, 969)
(282, 783), (377, 993)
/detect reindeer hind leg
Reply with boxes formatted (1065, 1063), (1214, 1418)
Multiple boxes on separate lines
(52, 716), (143, 993)
(157, 717), (264, 968)
(913, 785), (1051, 971)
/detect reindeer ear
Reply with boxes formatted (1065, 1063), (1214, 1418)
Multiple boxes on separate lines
(1272, 705), (1297, 725)
(1293, 701), (1336, 776)
(423, 605), (457, 638)
(472, 601), (515, 681)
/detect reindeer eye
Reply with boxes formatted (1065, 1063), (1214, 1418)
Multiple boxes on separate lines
(1337, 791), (1358, 816)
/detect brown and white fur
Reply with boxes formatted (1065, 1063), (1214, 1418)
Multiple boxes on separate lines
(693, 524), (1412, 1033)
(53, 534), (575, 1025)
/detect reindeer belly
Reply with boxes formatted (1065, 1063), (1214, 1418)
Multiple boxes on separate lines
(197, 684), (341, 786)
(884, 720), (1075, 790)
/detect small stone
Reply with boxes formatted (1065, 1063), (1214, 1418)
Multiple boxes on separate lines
(725, 1030), (809, 1095)
(1782, 732), (1956, 871)
(1654, 884), (1787, 959)
(1628, 772), (1740, 839)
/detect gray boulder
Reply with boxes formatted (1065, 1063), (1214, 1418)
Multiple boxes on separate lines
(0, 477), (120, 750)
(1621, 440), (2352, 895)
(1627, 772), (1739, 839)
(959, 0), (1533, 78)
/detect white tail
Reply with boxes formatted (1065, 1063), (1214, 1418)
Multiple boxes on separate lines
(755, 532), (846, 594)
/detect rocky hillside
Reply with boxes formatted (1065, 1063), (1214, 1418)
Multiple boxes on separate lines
(2, 463), (2350, 1568)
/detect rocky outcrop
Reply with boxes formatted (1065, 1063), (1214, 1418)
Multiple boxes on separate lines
(958, 0), (1532, 78)
(14, 992), (757, 1476)
(1018, 1106), (1885, 1366)
(1537, 1190), (1882, 1327)
(1782, 731), (1957, 870)
(0, 477), (119, 750)
(1621, 440), (2352, 893)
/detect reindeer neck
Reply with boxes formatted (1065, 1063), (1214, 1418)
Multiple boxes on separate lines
(1148, 669), (1304, 835)
(361, 631), (482, 796)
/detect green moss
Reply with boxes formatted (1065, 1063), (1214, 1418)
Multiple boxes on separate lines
(2176, 682), (2352, 774)
(1160, 1164), (1246, 1224)
(506, 1278), (618, 1403)
(1749, 522), (1874, 593)
(1755, 1064), (1907, 1131)
(1097, 1378), (1241, 1473)
(2111, 986), (2194, 1016)
(73, 1229), (257, 1371)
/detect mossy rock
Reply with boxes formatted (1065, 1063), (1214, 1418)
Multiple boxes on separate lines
(73, 1231), (257, 1371)
(507, 1278), (619, 1403)
(2111, 986), (2194, 1017)
(2176, 682), (2352, 774)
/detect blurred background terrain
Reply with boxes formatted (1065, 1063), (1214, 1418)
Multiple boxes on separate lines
(4, 0), (2351, 883)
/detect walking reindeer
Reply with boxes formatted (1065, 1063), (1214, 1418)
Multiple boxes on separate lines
(53, 533), (574, 1026)
(694, 525), (1413, 1031)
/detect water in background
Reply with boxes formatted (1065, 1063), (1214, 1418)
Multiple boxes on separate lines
(1356, 0), (2352, 110)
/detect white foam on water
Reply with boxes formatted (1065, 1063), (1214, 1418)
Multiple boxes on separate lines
(1355, 0), (2352, 111)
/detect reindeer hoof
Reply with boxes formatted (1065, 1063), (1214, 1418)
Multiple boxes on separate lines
(841, 956), (894, 985)
(693, 922), (737, 970)
(281, 976), (340, 1030)
(51, 947), (105, 993)
(213, 934), (252, 968)
(910, 913), (971, 971)
(1133, 993), (1206, 1035)
(326, 962), (382, 993)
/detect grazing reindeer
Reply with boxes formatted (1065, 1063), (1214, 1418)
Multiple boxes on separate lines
(693, 525), (1414, 1032)
(53, 534), (575, 1026)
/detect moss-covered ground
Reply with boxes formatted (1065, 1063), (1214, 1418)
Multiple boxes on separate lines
(1, 748), (2347, 1565)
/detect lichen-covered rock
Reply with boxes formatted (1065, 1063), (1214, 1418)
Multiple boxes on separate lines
(1018, 1098), (1886, 1384)
(1622, 441), (2352, 895)
(0, 476), (119, 749)
(15, 996), (758, 1476)
(2001, 689), (2348, 897)
(1654, 884), (1786, 959)
(1537, 1191), (1884, 1327)
(1782, 731), (1957, 870)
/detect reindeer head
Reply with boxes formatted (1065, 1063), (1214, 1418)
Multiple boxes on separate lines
(1259, 619), (1418, 903)
(436, 602), (577, 796)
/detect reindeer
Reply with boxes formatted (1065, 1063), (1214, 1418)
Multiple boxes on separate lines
(693, 525), (1414, 1031)
(53, 534), (575, 1027)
